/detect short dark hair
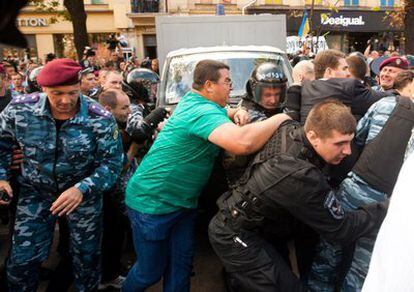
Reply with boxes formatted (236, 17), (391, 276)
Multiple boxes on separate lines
(192, 60), (230, 91)
(393, 71), (414, 91)
(99, 89), (120, 109)
(314, 49), (346, 79)
(346, 55), (367, 81)
(305, 99), (356, 139)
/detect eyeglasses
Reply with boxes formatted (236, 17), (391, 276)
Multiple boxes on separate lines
(216, 79), (233, 87)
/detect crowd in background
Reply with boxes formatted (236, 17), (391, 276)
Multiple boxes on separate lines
(0, 39), (414, 292)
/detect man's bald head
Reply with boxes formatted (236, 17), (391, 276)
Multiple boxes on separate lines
(292, 60), (315, 84)
(99, 89), (131, 124)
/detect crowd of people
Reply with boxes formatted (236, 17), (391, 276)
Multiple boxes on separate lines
(0, 43), (413, 292)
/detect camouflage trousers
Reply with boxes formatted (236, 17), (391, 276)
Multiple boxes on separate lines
(307, 174), (388, 292)
(7, 185), (103, 292)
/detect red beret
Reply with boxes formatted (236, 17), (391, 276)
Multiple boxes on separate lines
(37, 58), (82, 87)
(379, 56), (409, 71)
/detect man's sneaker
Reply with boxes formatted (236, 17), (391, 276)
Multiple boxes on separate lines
(98, 275), (126, 290)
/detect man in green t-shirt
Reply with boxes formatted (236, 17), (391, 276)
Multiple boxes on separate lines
(123, 60), (290, 292)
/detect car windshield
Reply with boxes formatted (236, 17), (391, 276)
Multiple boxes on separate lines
(163, 51), (292, 104)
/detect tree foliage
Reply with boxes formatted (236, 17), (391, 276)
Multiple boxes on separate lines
(28, 0), (88, 60)
(403, 0), (414, 54)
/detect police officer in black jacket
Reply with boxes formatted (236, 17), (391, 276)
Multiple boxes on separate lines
(208, 100), (388, 292)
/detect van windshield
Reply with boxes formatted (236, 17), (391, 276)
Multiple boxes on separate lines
(163, 51), (292, 104)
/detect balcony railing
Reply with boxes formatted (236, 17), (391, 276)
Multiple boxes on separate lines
(131, 0), (160, 13)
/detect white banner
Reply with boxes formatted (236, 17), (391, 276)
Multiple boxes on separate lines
(286, 36), (329, 54)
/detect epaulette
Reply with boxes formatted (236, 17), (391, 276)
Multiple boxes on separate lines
(11, 93), (40, 105)
(88, 103), (112, 119)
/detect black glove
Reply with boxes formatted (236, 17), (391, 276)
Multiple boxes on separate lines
(143, 107), (168, 130)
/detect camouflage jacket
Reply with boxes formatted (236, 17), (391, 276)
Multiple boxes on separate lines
(125, 103), (151, 139)
(337, 96), (414, 209)
(0, 93), (124, 196)
(354, 95), (414, 157)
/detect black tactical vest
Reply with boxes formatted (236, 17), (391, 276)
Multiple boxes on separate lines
(217, 121), (324, 230)
(353, 96), (414, 194)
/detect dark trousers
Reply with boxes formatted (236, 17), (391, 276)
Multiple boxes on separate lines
(46, 217), (73, 292)
(208, 215), (307, 292)
(101, 191), (128, 282)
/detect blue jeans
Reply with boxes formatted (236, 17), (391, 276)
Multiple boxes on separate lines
(122, 207), (197, 292)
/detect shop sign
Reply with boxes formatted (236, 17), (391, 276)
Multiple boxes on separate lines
(17, 18), (48, 27)
(321, 15), (365, 27)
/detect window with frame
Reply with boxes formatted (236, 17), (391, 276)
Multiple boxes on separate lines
(305, 0), (323, 5)
(344, 0), (359, 6)
(380, 0), (394, 7)
(264, 0), (283, 4)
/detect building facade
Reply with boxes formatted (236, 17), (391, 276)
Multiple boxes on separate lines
(1, 0), (404, 61)
(128, 0), (404, 56)
(1, 0), (137, 62)
(248, 0), (404, 53)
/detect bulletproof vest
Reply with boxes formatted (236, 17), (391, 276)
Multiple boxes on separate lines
(353, 96), (414, 194)
(223, 98), (282, 187)
(217, 121), (321, 230)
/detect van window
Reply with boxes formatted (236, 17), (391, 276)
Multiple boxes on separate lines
(163, 51), (292, 105)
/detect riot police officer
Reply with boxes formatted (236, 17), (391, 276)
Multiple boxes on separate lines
(224, 63), (288, 187)
(123, 68), (167, 146)
(0, 58), (123, 291)
(209, 100), (388, 292)
(241, 62), (287, 122)
(25, 66), (43, 94)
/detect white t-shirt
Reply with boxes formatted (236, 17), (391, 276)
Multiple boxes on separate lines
(362, 153), (414, 292)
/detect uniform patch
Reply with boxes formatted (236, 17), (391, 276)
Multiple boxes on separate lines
(113, 128), (119, 140)
(11, 93), (40, 105)
(88, 104), (112, 119)
(324, 192), (344, 219)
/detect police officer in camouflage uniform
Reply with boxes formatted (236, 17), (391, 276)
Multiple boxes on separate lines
(209, 100), (389, 292)
(308, 71), (414, 292)
(0, 58), (123, 292)
(371, 56), (409, 92)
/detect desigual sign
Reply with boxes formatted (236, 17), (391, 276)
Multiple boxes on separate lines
(17, 18), (48, 27)
(321, 15), (365, 27)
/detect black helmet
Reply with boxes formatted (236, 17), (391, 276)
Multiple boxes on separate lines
(26, 66), (43, 93)
(122, 68), (160, 103)
(246, 62), (288, 106)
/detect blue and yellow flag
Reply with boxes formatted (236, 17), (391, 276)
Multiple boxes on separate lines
(298, 10), (310, 37)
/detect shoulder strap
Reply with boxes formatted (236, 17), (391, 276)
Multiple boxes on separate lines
(88, 103), (112, 119)
(11, 93), (40, 105)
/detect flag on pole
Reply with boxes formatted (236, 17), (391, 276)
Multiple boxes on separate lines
(298, 10), (310, 37)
